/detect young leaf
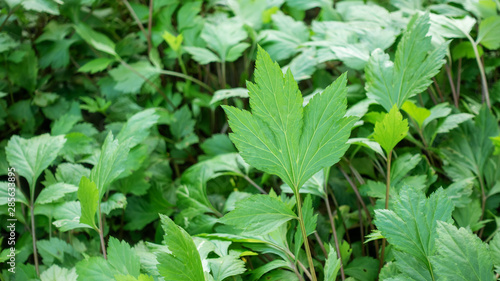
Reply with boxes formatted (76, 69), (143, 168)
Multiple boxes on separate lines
(156, 214), (205, 281)
(6, 134), (66, 198)
(373, 105), (408, 155)
(208, 253), (246, 281)
(401, 100), (430, 128)
(223, 46), (356, 190)
(77, 176), (98, 230)
(374, 187), (453, 275)
(41, 265), (77, 281)
(76, 257), (115, 281)
(162, 31), (183, 53)
(365, 13), (447, 111)
(220, 195), (297, 235)
(431, 221), (495, 281)
(324, 246), (341, 281)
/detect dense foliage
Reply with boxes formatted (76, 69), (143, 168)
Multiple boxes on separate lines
(1, 0), (500, 280)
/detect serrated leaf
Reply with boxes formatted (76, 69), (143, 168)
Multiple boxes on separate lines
(108, 237), (141, 278)
(116, 109), (159, 148)
(77, 176), (98, 230)
(374, 187), (453, 275)
(184, 46), (220, 64)
(365, 14), (447, 111)
(76, 257), (115, 281)
(220, 195), (297, 235)
(373, 105), (408, 154)
(201, 19), (247, 62)
(436, 113), (474, 134)
(208, 253), (246, 281)
(109, 61), (159, 94)
(324, 245), (341, 281)
(210, 88), (249, 105)
(36, 183), (77, 205)
(90, 132), (130, 200)
(40, 265), (77, 281)
(431, 221), (495, 281)
(223, 46), (356, 190)
(6, 134), (66, 198)
(162, 31), (183, 53)
(156, 214), (205, 281)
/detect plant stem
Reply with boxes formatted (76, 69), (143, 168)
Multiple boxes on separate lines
(147, 0), (154, 54)
(456, 58), (462, 101)
(445, 63), (458, 108)
(30, 204), (40, 276)
(98, 205), (108, 259)
(122, 0), (151, 52)
(295, 190), (317, 281)
(324, 172), (345, 280)
(242, 174), (267, 194)
(156, 69), (214, 93)
(380, 150), (392, 269)
(468, 35), (491, 108)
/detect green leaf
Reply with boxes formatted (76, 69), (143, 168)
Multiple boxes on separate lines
(324, 245), (341, 281)
(156, 214), (205, 281)
(200, 134), (237, 156)
(208, 253), (247, 281)
(76, 257), (115, 281)
(248, 260), (289, 281)
(184, 46), (220, 64)
(170, 105), (199, 149)
(436, 113), (474, 134)
(116, 109), (159, 148)
(374, 187), (454, 276)
(220, 195), (297, 235)
(431, 221), (495, 281)
(401, 101), (430, 128)
(90, 132), (130, 200)
(78, 58), (115, 74)
(373, 105), (409, 154)
(344, 257), (379, 281)
(36, 183), (77, 205)
(22, 0), (59, 15)
(109, 61), (159, 94)
(223, 46), (356, 190)
(365, 13), (447, 111)
(77, 176), (98, 230)
(6, 134), (66, 198)
(37, 237), (81, 265)
(74, 23), (117, 56)
(477, 16), (500, 50)
(162, 31), (183, 53)
(108, 237), (141, 278)
(41, 265), (77, 281)
(201, 19), (247, 62)
(210, 88), (249, 105)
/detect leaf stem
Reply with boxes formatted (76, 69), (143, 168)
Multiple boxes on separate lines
(445, 63), (459, 108)
(30, 204), (40, 276)
(156, 69), (214, 93)
(380, 150), (392, 269)
(295, 190), (317, 281)
(122, 0), (151, 52)
(242, 174), (267, 194)
(98, 205), (107, 259)
(469, 35), (491, 108)
(147, 0), (154, 54)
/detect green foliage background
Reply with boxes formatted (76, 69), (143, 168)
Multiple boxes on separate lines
(1, 0), (500, 280)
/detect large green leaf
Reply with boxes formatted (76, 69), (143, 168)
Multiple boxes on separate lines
(77, 176), (98, 230)
(220, 195), (297, 235)
(90, 132), (130, 200)
(156, 214), (205, 281)
(365, 13), (447, 112)
(6, 134), (66, 199)
(431, 221), (495, 281)
(108, 237), (141, 278)
(223, 46), (356, 190)
(373, 105), (409, 154)
(374, 187), (453, 277)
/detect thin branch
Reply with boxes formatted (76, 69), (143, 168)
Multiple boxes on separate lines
(242, 174), (267, 194)
(445, 63), (458, 108)
(156, 69), (214, 93)
(147, 0), (154, 54)
(122, 0), (151, 51)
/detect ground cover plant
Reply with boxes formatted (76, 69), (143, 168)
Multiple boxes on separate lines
(1, 0), (500, 280)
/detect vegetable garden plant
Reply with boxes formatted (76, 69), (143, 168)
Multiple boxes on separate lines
(1, 0), (500, 280)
